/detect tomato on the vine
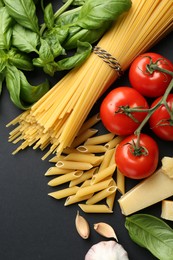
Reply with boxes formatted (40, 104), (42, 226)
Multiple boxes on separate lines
(100, 87), (149, 136)
(129, 52), (173, 98)
(115, 134), (159, 179)
(149, 94), (173, 141)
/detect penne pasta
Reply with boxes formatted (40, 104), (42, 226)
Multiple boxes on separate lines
(69, 168), (97, 187)
(86, 185), (117, 205)
(91, 164), (116, 184)
(56, 160), (93, 171)
(44, 167), (70, 176)
(75, 179), (113, 198)
(84, 133), (115, 145)
(71, 128), (98, 148)
(106, 180), (117, 210)
(105, 136), (124, 149)
(77, 145), (107, 154)
(116, 168), (125, 194)
(48, 186), (80, 199)
(64, 194), (92, 206)
(98, 149), (115, 171)
(64, 153), (103, 166)
(77, 113), (100, 135)
(78, 204), (113, 213)
(48, 171), (83, 187)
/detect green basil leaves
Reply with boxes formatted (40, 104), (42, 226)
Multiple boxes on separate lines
(125, 214), (173, 260)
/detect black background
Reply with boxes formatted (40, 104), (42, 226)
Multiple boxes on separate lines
(0, 1), (173, 259)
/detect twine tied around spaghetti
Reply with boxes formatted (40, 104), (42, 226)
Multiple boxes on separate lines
(93, 46), (123, 77)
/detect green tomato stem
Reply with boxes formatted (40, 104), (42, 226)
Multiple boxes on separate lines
(134, 78), (173, 136)
(149, 63), (173, 77)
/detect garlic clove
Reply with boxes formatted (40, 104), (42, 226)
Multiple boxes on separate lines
(85, 240), (129, 260)
(94, 222), (118, 241)
(75, 211), (90, 239)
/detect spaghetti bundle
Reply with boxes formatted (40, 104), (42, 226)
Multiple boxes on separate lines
(7, 0), (173, 159)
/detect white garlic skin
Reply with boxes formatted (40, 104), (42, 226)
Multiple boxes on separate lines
(85, 240), (129, 260)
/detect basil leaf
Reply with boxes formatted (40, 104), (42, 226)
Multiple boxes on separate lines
(0, 73), (5, 95)
(43, 32), (66, 57)
(5, 66), (29, 109)
(43, 3), (55, 29)
(38, 38), (54, 62)
(0, 0), (4, 8)
(8, 48), (33, 71)
(125, 214), (173, 260)
(56, 41), (92, 71)
(64, 22), (110, 49)
(76, 0), (132, 29)
(3, 0), (39, 33)
(0, 50), (8, 72)
(19, 71), (49, 103)
(0, 6), (13, 50)
(12, 24), (40, 53)
(6, 66), (49, 109)
(55, 6), (81, 26)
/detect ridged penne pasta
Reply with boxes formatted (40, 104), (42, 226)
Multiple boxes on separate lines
(91, 164), (116, 184)
(116, 168), (125, 194)
(78, 204), (113, 213)
(48, 186), (80, 199)
(65, 194), (92, 206)
(75, 179), (113, 198)
(106, 180), (117, 210)
(84, 133), (115, 145)
(71, 128), (98, 148)
(105, 136), (124, 149)
(64, 153), (103, 166)
(69, 168), (97, 187)
(44, 167), (70, 176)
(86, 185), (117, 205)
(98, 148), (115, 171)
(77, 145), (107, 154)
(56, 160), (93, 171)
(48, 171), (83, 187)
(77, 113), (100, 135)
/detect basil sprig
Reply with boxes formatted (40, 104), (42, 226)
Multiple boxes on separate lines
(125, 214), (173, 260)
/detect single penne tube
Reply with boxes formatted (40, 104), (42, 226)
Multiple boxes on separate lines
(77, 145), (107, 154)
(49, 155), (65, 163)
(56, 160), (93, 171)
(61, 147), (80, 155)
(69, 168), (97, 187)
(86, 185), (117, 205)
(77, 113), (100, 135)
(106, 180), (117, 210)
(91, 164), (116, 184)
(116, 168), (125, 194)
(99, 149), (115, 171)
(64, 153), (103, 166)
(71, 128), (98, 148)
(48, 170), (83, 187)
(78, 204), (113, 213)
(105, 136), (124, 149)
(80, 179), (92, 188)
(64, 194), (92, 206)
(75, 178), (113, 198)
(48, 186), (80, 199)
(84, 133), (115, 145)
(109, 149), (116, 166)
(44, 167), (70, 176)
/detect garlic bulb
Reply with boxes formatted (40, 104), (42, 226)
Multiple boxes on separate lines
(85, 240), (129, 260)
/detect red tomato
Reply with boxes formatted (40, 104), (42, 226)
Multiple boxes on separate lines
(100, 87), (149, 136)
(129, 52), (173, 97)
(149, 94), (173, 141)
(115, 134), (159, 179)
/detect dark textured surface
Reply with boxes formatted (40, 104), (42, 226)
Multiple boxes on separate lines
(0, 2), (173, 259)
